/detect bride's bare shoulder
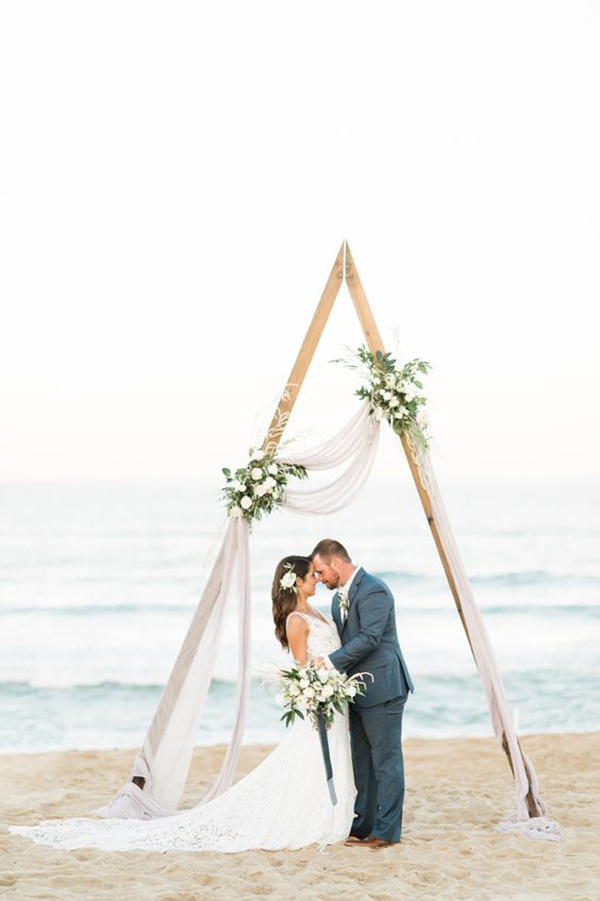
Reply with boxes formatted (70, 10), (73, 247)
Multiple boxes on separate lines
(285, 611), (310, 634)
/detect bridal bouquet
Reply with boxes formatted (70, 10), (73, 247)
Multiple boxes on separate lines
(274, 663), (370, 731)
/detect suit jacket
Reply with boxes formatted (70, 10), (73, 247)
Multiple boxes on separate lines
(329, 568), (414, 708)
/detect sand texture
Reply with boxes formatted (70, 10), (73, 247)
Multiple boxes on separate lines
(1, 733), (599, 901)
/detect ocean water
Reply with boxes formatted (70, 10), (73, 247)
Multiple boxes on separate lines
(1, 479), (599, 753)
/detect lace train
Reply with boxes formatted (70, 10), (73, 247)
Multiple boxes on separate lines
(11, 612), (356, 852)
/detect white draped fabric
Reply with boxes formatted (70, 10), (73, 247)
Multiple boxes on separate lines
(406, 432), (561, 841)
(96, 517), (251, 818)
(96, 399), (559, 840)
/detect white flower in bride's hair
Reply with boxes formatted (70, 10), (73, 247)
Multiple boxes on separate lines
(230, 506), (242, 518)
(240, 495), (253, 510)
(280, 569), (297, 591)
(251, 467), (263, 481)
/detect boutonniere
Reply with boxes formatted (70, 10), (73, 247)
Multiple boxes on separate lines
(338, 589), (350, 622)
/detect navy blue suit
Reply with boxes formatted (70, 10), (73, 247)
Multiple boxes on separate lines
(329, 568), (414, 842)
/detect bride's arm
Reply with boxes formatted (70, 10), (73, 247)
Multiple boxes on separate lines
(286, 614), (310, 665)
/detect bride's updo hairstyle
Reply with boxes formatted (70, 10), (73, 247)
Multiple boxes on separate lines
(272, 555), (312, 651)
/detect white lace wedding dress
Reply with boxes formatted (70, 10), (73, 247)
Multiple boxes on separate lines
(11, 612), (356, 853)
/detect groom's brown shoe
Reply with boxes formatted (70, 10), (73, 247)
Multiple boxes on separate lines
(354, 835), (397, 849)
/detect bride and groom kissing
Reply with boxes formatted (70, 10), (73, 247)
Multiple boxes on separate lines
(275, 538), (414, 850)
(11, 538), (414, 854)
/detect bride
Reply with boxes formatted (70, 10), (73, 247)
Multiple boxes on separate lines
(11, 556), (356, 852)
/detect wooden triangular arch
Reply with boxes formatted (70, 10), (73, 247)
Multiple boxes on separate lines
(263, 240), (540, 817)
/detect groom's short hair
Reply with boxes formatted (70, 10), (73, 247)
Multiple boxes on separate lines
(310, 539), (351, 563)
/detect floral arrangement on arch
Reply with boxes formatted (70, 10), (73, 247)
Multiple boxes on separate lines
(335, 345), (432, 449)
(222, 448), (307, 525)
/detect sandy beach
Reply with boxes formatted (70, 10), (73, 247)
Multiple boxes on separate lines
(1, 732), (598, 901)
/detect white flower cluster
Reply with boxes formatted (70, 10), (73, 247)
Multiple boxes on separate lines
(353, 348), (431, 448)
(275, 663), (369, 731)
(370, 364), (425, 423)
(222, 448), (307, 526)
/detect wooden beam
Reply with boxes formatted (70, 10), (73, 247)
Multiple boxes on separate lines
(262, 242), (345, 452)
(344, 242), (475, 647)
(343, 242), (539, 818)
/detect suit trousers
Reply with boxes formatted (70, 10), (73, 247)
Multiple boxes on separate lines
(349, 694), (407, 843)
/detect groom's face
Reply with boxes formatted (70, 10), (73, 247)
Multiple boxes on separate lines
(311, 554), (341, 590)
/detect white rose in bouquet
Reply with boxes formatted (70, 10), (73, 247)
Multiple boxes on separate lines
(251, 468), (263, 481)
(240, 495), (253, 510)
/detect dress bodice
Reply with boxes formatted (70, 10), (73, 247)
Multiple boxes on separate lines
(286, 610), (341, 658)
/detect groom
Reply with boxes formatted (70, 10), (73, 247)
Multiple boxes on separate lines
(311, 538), (414, 849)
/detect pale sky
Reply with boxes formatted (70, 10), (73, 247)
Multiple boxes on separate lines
(1, 1), (599, 484)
